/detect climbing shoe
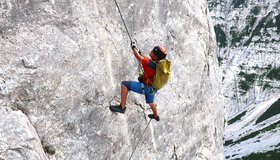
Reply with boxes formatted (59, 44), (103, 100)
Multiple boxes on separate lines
(148, 114), (160, 121)
(109, 105), (126, 114)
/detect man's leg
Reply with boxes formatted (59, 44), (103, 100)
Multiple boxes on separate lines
(145, 87), (159, 121)
(109, 81), (133, 113)
(121, 81), (144, 107)
(149, 102), (158, 117)
(120, 82), (129, 109)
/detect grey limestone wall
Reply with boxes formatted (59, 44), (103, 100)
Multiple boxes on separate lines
(0, 0), (224, 159)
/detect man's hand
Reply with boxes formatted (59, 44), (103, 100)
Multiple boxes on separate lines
(148, 114), (160, 121)
(131, 41), (138, 50)
(131, 41), (143, 62)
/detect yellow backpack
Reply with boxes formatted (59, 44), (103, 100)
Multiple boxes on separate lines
(151, 59), (171, 90)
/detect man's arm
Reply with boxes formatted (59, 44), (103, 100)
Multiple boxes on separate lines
(132, 48), (144, 63)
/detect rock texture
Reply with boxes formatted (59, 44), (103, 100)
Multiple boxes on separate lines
(208, 0), (280, 159)
(0, 0), (224, 159)
(0, 107), (48, 160)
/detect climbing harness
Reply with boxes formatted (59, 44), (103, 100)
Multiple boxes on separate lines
(129, 119), (152, 160)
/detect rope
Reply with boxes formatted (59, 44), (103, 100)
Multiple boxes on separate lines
(113, 0), (144, 79)
(113, 2), (153, 159)
(113, 0), (133, 42)
(129, 119), (152, 160)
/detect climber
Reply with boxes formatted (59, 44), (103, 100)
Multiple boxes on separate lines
(109, 42), (168, 121)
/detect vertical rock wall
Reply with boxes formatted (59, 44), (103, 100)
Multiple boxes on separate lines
(0, 0), (224, 159)
(0, 107), (48, 160)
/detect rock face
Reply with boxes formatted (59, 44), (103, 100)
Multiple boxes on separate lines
(0, 107), (48, 160)
(0, 0), (224, 159)
(208, 0), (280, 159)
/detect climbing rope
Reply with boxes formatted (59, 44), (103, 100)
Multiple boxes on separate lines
(129, 119), (152, 160)
(113, 2), (152, 158)
(113, 0), (133, 42)
(113, 0), (144, 77)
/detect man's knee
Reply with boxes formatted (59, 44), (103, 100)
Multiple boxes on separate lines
(122, 81), (130, 90)
(148, 102), (156, 106)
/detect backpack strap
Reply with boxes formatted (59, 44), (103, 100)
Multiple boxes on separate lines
(148, 60), (156, 69)
(142, 60), (156, 85)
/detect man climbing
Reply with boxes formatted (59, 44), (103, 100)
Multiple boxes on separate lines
(109, 42), (168, 121)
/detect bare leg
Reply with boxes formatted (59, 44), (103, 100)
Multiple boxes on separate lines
(149, 102), (158, 117)
(120, 82), (129, 109)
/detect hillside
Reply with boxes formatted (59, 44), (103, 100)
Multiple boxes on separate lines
(208, 0), (280, 159)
